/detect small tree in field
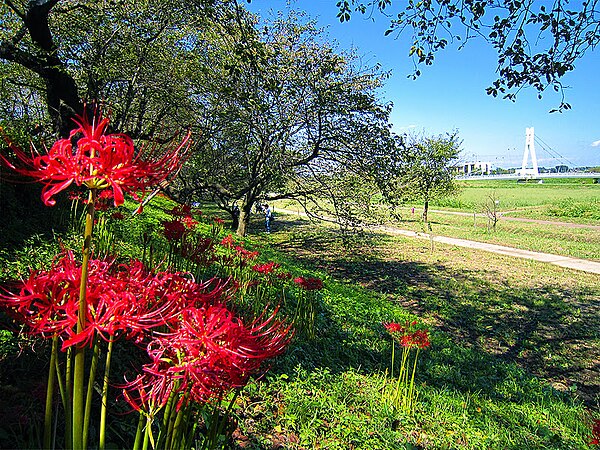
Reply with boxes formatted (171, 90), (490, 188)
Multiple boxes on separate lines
(382, 133), (461, 224)
(482, 191), (501, 232)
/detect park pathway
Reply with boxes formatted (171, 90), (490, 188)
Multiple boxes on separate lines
(429, 209), (600, 230)
(277, 208), (600, 275)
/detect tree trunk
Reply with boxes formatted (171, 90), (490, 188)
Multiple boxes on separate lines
(236, 196), (254, 236)
(46, 69), (84, 137)
(236, 210), (248, 236)
(423, 199), (429, 224)
(0, 0), (85, 137)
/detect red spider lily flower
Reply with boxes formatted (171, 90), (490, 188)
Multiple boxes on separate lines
(0, 251), (82, 339)
(220, 234), (234, 249)
(247, 251), (260, 260)
(235, 246), (259, 261)
(122, 304), (292, 412)
(90, 189), (115, 210)
(213, 217), (225, 225)
(252, 262), (281, 274)
(384, 322), (404, 334)
(591, 419), (600, 445)
(168, 204), (193, 217)
(98, 189), (114, 200)
(162, 219), (187, 242)
(277, 272), (292, 280)
(0, 250), (233, 350)
(195, 237), (215, 253)
(82, 268), (230, 346)
(293, 276), (324, 291)
(0, 251), (124, 347)
(1, 110), (191, 207)
(181, 215), (199, 230)
(411, 329), (431, 349)
(180, 238), (216, 267)
(68, 190), (82, 201)
(399, 334), (413, 348)
(384, 320), (431, 349)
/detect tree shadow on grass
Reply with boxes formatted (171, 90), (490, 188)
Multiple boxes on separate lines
(0, 184), (69, 252)
(271, 222), (600, 410)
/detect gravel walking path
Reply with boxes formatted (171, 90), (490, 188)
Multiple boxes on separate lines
(278, 208), (600, 275)
(377, 225), (600, 275)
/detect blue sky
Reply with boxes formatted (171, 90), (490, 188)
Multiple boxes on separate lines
(248, 1), (600, 168)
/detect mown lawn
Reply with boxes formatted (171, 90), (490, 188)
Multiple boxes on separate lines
(255, 210), (599, 448)
(0, 196), (598, 449)
(435, 178), (600, 223)
(383, 209), (600, 261)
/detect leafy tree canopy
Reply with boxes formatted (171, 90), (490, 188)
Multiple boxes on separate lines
(0, 0), (236, 136)
(381, 132), (461, 223)
(175, 10), (396, 235)
(335, 0), (600, 111)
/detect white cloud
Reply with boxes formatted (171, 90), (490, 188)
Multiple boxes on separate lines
(397, 124), (417, 131)
(592, 140), (600, 147)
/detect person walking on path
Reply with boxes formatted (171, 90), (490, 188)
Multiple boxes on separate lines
(232, 204), (240, 231)
(264, 204), (273, 233)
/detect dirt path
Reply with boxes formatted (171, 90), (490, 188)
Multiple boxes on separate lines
(377, 225), (600, 274)
(277, 208), (600, 275)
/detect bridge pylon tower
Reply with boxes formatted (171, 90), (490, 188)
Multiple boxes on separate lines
(518, 127), (539, 178)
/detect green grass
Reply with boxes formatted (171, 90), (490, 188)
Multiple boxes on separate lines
(388, 210), (600, 261)
(434, 178), (600, 223)
(1, 195), (598, 449)
(256, 215), (598, 449)
(276, 178), (600, 261)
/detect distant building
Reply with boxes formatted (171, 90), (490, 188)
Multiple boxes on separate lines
(555, 165), (569, 173)
(457, 161), (491, 175)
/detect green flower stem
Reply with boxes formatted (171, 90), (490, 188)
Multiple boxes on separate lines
(395, 347), (410, 406)
(133, 411), (145, 450)
(54, 345), (67, 412)
(162, 386), (177, 432)
(406, 348), (421, 414)
(99, 337), (114, 450)
(204, 402), (220, 450)
(168, 404), (186, 450)
(83, 335), (101, 449)
(203, 391), (240, 450)
(182, 416), (197, 450)
(162, 380), (183, 450)
(164, 394), (181, 450)
(142, 415), (152, 450)
(390, 342), (395, 379)
(44, 335), (59, 449)
(73, 188), (97, 449)
(65, 347), (73, 450)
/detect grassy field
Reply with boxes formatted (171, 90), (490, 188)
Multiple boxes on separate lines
(275, 178), (600, 261)
(384, 210), (600, 261)
(260, 214), (600, 449)
(435, 178), (600, 223)
(340, 178), (600, 261)
(1, 196), (599, 449)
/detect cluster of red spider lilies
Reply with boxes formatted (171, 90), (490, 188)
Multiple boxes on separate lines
(0, 109), (307, 449)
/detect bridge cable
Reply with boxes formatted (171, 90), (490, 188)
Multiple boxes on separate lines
(534, 135), (576, 167)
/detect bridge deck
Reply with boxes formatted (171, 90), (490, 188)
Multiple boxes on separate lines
(456, 173), (599, 181)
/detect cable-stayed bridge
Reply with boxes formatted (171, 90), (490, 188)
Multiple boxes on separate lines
(456, 172), (595, 181)
(456, 127), (598, 181)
